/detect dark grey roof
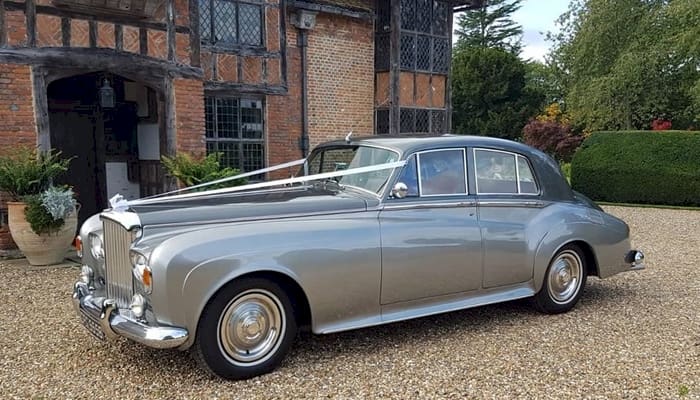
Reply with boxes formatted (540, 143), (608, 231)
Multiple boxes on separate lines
(321, 134), (538, 156)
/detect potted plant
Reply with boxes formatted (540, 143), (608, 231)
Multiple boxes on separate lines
(161, 152), (248, 189)
(0, 146), (76, 265)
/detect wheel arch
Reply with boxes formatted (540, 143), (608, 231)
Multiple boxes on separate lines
(566, 240), (599, 278)
(534, 228), (600, 292)
(232, 271), (313, 329)
(188, 270), (312, 348)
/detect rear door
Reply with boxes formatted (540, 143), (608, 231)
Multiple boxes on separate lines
(472, 148), (545, 288)
(378, 149), (483, 305)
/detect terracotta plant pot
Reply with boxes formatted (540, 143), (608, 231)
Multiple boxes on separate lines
(7, 201), (78, 266)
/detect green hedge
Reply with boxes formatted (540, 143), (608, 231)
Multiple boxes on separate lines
(571, 131), (700, 206)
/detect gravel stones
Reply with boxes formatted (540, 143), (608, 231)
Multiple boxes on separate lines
(0, 206), (698, 399)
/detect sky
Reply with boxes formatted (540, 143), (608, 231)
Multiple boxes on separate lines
(509, 0), (573, 61)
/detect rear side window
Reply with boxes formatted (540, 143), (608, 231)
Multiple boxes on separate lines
(475, 149), (539, 195)
(517, 156), (538, 194)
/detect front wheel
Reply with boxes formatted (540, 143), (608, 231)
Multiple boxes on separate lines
(194, 278), (297, 380)
(534, 245), (588, 314)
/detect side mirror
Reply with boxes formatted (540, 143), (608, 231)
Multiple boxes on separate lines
(391, 182), (408, 199)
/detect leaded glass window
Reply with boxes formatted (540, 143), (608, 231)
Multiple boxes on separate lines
(398, 0), (451, 73)
(200, 0), (263, 48)
(205, 97), (265, 173)
(398, 108), (446, 135)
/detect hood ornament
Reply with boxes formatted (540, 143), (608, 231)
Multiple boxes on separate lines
(109, 194), (130, 212)
(345, 131), (353, 143)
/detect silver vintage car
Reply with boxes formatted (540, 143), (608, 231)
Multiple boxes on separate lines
(72, 135), (644, 380)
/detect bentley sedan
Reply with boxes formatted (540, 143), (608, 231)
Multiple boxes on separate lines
(72, 135), (644, 380)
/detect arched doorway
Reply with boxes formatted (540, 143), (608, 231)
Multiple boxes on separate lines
(47, 72), (164, 225)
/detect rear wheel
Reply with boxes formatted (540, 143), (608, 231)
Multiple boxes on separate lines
(194, 278), (297, 380)
(534, 245), (588, 314)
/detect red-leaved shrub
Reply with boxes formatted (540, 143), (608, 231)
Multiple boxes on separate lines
(651, 119), (672, 130)
(522, 120), (584, 162)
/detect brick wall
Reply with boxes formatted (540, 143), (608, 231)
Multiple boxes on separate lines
(306, 13), (374, 148)
(173, 78), (206, 156)
(266, 18), (302, 176)
(0, 64), (37, 149)
(266, 12), (374, 175)
(0, 64), (36, 249)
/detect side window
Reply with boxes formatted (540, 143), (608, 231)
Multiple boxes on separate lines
(475, 150), (518, 194)
(418, 150), (467, 196)
(395, 155), (419, 197)
(517, 156), (539, 194)
(475, 149), (539, 195)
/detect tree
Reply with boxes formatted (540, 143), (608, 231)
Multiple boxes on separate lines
(452, 47), (543, 139)
(547, 0), (700, 131)
(455, 0), (523, 54)
(524, 60), (564, 105)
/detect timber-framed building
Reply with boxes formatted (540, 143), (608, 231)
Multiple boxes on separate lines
(0, 0), (481, 251)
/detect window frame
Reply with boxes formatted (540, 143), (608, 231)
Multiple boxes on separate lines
(199, 0), (265, 50)
(205, 95), (266, 174)
(472, 148), (541, 196)
(411, 148), (469, 198)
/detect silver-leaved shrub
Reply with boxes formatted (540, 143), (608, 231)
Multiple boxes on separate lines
(40, 186), (76, 220)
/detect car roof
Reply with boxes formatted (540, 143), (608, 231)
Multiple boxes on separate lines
(314, 134), (575, 202)
(318, 134), (537, 157)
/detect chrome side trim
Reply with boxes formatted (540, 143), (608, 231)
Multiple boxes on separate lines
(382, 201), (476, 211)
(317, 282), (535, 334)
(477, 200), (546, 208)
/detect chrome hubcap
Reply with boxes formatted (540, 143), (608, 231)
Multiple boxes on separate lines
(547, 251), (583, 304)
(219, 290), (284, 366)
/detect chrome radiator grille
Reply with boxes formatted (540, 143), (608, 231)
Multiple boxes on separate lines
(103, 218), (134, 309)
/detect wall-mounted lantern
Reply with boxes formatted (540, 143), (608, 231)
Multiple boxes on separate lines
(99, 79), (115, 109)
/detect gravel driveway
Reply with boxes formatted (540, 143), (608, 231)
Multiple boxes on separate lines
(0, 206), (698, 399)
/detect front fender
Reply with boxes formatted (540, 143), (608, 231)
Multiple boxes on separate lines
(145, 214), (382, 350)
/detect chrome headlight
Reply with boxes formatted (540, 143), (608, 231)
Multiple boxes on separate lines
(130, 250), (152, 294)
(89, 233), (104, 260)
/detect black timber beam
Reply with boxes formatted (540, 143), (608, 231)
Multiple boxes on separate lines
(0, 47), (203, 80)
(204, 81), (288, 96)
(289, 0), (373, 21)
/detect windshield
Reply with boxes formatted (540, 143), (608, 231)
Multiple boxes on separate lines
(306, 145), (400, 194)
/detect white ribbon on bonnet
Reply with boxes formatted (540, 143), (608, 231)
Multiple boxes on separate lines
(109, 158), (406, 210)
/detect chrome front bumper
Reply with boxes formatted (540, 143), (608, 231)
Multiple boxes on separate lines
(72, 281), (188, 349)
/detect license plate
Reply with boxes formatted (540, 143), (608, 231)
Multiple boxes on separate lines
(79, 309), (106, 341)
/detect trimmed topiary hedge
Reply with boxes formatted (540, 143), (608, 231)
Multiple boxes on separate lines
(571, 131), (700, 206)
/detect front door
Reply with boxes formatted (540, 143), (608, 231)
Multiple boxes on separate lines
(49, 107), (104, 225)
(379, 149), (482, 305)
